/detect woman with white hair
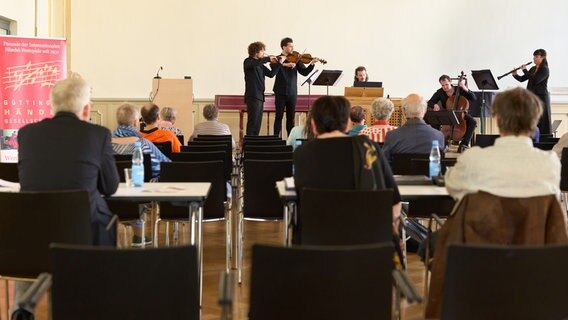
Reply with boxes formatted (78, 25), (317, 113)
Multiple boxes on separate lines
(359, 97), (397, 143)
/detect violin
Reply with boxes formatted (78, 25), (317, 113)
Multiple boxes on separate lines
(284, 51), (327, 65)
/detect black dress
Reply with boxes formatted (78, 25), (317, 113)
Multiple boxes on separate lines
(513, 65), (551, 134)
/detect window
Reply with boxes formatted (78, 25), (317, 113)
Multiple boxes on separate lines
(0, 16), (12, 35)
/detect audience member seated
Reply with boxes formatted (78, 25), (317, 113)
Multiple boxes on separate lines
(445, 87), (560, 201)
(293, 96), (402, 251)
(359, 97), (397, 143)
(383, 94), (445, 160)
(140, 103), (182, 152)
(16, 73), (120, 306)
(159, 106), (183, 135)
(190, 103), (235, 148)
(346, 105), (367, 136)
(113, 103), (170, 181)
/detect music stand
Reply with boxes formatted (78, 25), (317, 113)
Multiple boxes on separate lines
(312, 70), (343, 95)
(471, 69), (499, 134)
(302, 69), (321, 110)
(424, 110), (461, 142)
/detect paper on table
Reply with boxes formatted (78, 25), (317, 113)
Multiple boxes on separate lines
(284, 177), (295, 190)
(0, 179), (20, 189)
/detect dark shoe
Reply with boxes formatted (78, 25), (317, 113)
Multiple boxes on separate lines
(131, 235), (153, 247)
(457, 144), (470, 153)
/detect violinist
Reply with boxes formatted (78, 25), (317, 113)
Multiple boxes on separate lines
(427, 74), (477, 153)
(271, 37), (322, 137)
(243, 41), (282, 136)
(512, 49), (551, 135)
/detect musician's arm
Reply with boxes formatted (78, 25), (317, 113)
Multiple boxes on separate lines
(462, 88), (477, 101)
(528, 65), (549, 85)
(297, 62), (315, 76)
(427, 91), (442, 110)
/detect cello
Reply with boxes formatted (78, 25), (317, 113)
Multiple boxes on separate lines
(440, 71), (469, 142)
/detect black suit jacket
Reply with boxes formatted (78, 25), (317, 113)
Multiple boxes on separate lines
(18, 112), (119, 244)
(272, 61), (314, 96)
(513, 65), (549, 95)
(244, 56), (280, 101)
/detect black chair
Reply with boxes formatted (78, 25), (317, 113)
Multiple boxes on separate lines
(113, 154), (152, 182)
(441, 244), (568, 320)
(153, 141), (173, 158)
(244, 139), (286, 146)
(50, 244), (199, 320)
(540, 136), (559, 143)
(194, 135), (233, 143)
(243, 135), (279, 140)
(299, 188), (393, 245)
(410, 158), (457, 176)
(560, 148), (568, 212)
(0, 190), (92, 319)
(157, 161), (230, 262)
(171, 151), (231, 181)
(243, 151), (293, 160)
(242, 145), (293, 153)
(391, 153), (433, 175)
(249, 243), (395, 320)
(473, 134), (499, 148)
(197, 134), (233, 140)
(176, 134), (185, 145)
(534, 141), (555, 150)
(0, 162), (19, 182)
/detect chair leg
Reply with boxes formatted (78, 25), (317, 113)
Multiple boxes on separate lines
(154, 218), (162, 248)
(4, 279), (9, 320)
(237, 209), (244, 284)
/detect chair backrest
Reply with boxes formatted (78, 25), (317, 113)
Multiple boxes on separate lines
(243, 159), (293, 219)
(153, 141), (173, 158)
(410, 158), (457, 176)
(0, 162), (19, 182)
(160, 161), (226, 219)
(244, 135), (279, 140)
(541, 136), (560, 143)
(50, 244), (199, 320)
(113, 154), (152, 182)
(176, 134), (185, 145)
(242, 145), (293, 153)
(186, 141), (232, 165)
(244, 151), (293, 160)
(534, 141), (556, 151)
(473, 134), (499, 148)
(249, 243), (394, 320)
(391, 153), (432, 175)
(300, 188), (393, 245)
(194, 135), (233, 143)
(441, 244), (568, 320)
(0, 190), (92, 278)
(244, 139), (286, 146)
(197, 134), (233, 139)
(426, 191), (568, 318)
(170, 151), (231, 181)
(561, 148), (568, 191)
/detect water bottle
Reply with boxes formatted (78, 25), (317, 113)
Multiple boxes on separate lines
(429, 140), (441, 179)
(131, 141), (144, 187)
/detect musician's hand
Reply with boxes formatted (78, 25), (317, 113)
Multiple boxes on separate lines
(521, 64), (527, 70)
(310, 58), (319, 65)
(433, 104), (441, 111)
(285, 62), (296, 68)
(269, 56), (278, 63)
(278, 56), (286, 64)
(459, 79), (468, 91)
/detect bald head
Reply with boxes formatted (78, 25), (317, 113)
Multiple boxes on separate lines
(402, 93), (426, 119)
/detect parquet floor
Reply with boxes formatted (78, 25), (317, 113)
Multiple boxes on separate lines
(0, 220), (426, 320)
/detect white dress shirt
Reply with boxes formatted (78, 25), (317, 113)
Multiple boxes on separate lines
(445, 136), (560, 201)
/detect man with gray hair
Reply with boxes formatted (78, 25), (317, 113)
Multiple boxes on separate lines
(360, 97), (397, 143)
(18, 73), (120, 245)
(383, 93), (445, 160)
(190, 103), (235, 148)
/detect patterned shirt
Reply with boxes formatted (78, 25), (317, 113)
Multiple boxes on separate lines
(112, 125), (170, 179)
(359, 120), (397, 143)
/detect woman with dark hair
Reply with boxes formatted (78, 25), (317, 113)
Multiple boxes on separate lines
(293, 96), (401, 247)
(512, 48), (551, 134)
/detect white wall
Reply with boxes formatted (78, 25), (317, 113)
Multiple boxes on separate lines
(64, 0), (568, 100)
(0, 0), (49, 37)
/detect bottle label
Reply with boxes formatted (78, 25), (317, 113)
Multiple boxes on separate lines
(132, 164), (144, 187)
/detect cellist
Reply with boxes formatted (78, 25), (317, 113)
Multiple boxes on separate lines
(427, 74), (477, 153)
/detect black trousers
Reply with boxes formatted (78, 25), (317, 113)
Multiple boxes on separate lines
(535, 92), (552, 135)
(274, 94), (297, 137)
(246, 97), (263, 136)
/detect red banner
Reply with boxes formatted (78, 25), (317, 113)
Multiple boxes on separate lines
(0, 36), (66, 162)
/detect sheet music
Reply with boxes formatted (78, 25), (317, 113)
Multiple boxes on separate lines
(3, 60), (63, 91)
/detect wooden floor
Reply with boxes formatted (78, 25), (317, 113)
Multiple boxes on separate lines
(0, 220), (426, 320)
